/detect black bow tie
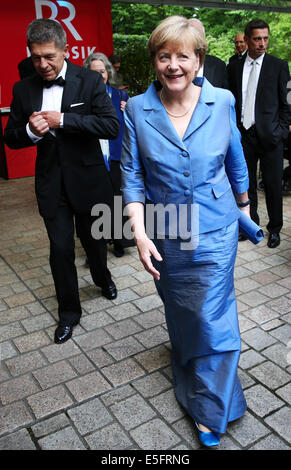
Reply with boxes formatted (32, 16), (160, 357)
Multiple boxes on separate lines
(43, 76), (66, 88)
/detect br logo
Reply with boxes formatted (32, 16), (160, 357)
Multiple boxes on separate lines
(34, 0), (82, 40)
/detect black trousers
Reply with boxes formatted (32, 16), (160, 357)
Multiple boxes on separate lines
(43, 185), (112, 326)
(240, 125), (283, 234)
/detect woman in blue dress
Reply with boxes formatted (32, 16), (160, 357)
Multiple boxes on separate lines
(84, 52), (133, 257)
(121, 16), (249, 447)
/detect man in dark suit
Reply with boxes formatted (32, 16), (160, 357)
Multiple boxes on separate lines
(228, 33), (247, 64)
(5, 19), (120, 343)
(203, 54), (229, 89)
(227, 19), (290, 248)
(189, 19), (228, 89)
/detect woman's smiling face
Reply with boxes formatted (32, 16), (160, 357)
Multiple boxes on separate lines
(154, 41), (200, 95)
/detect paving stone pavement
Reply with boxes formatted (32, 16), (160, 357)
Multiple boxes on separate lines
(0, 176), (290, 451)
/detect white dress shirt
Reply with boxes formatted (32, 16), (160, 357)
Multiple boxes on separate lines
(26, 61), (67, 142)
(241, 53), (264, 125)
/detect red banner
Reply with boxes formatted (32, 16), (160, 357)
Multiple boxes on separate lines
(0, 0), (113, 178)
(1, 0), (113, 107)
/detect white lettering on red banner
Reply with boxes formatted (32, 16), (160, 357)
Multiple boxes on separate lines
(0, 0), (113, 112)
(35, 0), (82, 40)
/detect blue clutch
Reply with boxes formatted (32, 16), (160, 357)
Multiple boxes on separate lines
(238, 211), (264, 244)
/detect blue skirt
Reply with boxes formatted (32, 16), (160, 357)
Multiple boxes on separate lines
(153, 220), (247, 434)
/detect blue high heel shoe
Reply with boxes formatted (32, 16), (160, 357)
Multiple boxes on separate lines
(194, 422), (220, 447)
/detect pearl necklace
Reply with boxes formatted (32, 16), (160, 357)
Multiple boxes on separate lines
(160, 89), (195, 118)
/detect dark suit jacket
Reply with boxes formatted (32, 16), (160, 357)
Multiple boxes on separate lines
(18, 57), (36, 80)
(203, 55), (229, 89)
(227, 53), (290, 150)
(228, 50), (247, 64)
(4, 60), (120, 218)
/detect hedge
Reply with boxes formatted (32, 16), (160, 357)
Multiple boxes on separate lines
(113, 33), (155, 97)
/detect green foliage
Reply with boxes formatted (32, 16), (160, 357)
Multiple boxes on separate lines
(266, 13), (291, 66)
(206, 34), (234, 62)
(113, 34), (156, 96)
(112, 3), (197, 35)
(111, 3), (291, 95)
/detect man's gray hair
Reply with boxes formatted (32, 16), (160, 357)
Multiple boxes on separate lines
(27, 19), (67, 49)
(83, 52), (113, 80)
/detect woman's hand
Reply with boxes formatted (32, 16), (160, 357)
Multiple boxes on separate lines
(239, 205), (250, 218)
(135, 235), (163, 280)
(125, 202), (162, 280)
(120, 100), (127, 112)
(235, 191), (250, 218)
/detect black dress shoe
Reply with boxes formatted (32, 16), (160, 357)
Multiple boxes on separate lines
(101, 280), (117, 300)
(267, 233), (280, 248)
(113, 243), (125, 258)
(54, 324), (77, 344)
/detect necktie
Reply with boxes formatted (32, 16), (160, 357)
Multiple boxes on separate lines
(243, 61), (257, 130)
(43, 76), (66, 88)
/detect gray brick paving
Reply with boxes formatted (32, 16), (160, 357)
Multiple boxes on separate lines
(68, 397), (113, 435)
(130, 418), (182, 450)
(0, 176), (290, 450)
(0, 428), (36, 450)
(110, 394), (157, 430)
(85, 422), (133, 450)
(265, 406), (291, 442)
(38, 427), (86, 450)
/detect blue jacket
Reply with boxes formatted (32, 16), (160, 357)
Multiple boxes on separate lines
(121, 78), (249, 235)
(108, 85), (128, 162)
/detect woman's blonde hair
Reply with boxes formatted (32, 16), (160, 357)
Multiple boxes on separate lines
(148, 16), (207, 66)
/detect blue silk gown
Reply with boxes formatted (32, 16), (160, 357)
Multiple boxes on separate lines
(152, 221), (247, 434)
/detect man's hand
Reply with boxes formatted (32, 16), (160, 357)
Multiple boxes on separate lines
(41, 111), (62, 129)
(29, 111), (50, 137)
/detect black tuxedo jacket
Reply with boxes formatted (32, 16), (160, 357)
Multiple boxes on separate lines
(5, 61), (120, 218)
(227, 53), (290, 149)
(203, 55), (229, 89)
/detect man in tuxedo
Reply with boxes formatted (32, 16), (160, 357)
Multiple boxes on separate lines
(228, 33), (247, 64)
(5, 19), (120, 343)
(189, 19), (228, 89)
(227, 19), (290, 248)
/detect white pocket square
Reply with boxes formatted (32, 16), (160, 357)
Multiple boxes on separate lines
(70, 102), (84, 107)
